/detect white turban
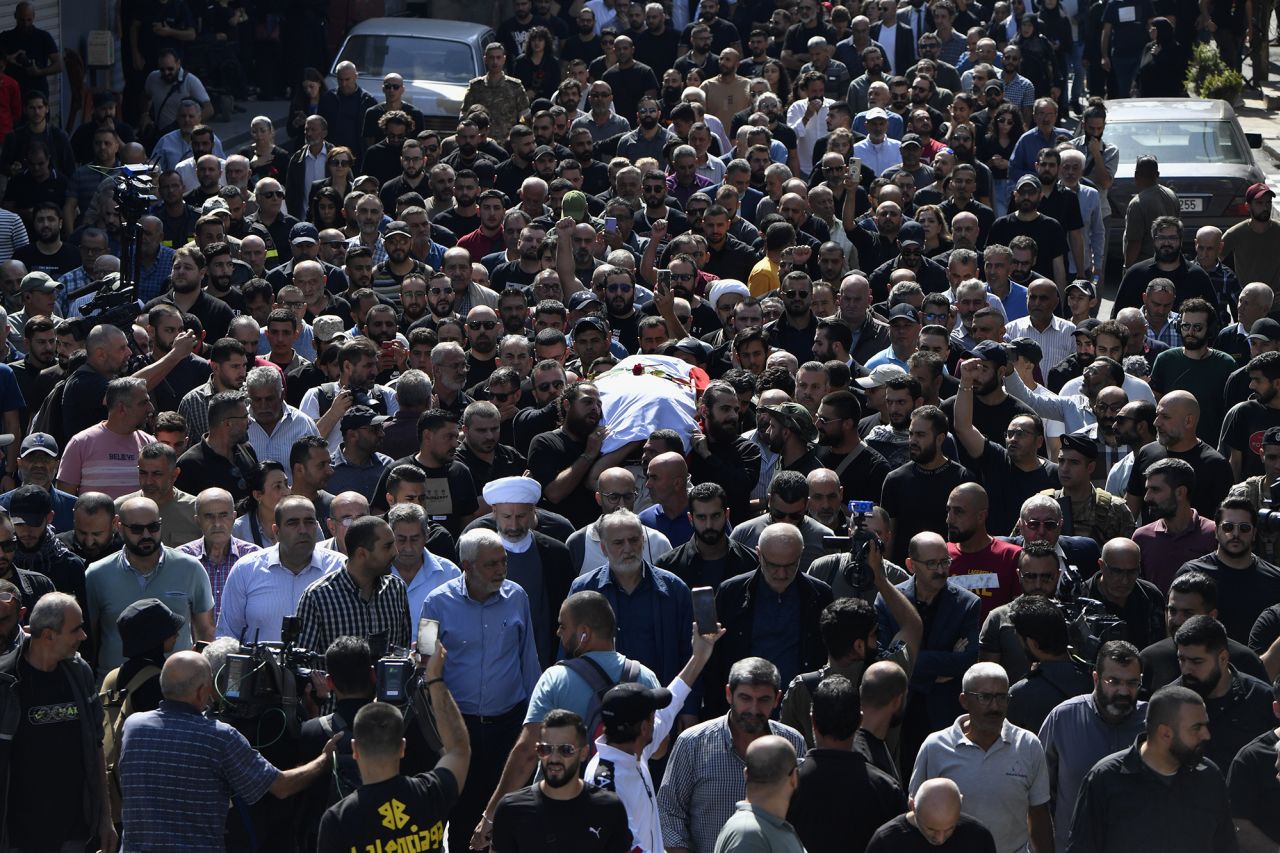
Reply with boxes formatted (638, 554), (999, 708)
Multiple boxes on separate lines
(706, 280), (750, 310)
(483, 476), (542, 507)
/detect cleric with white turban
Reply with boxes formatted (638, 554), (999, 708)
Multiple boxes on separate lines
(482, 476), (541, 553)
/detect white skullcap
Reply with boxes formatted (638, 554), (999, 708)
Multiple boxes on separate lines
(483, 476), (542, 506)
(706, 280), (750, 309)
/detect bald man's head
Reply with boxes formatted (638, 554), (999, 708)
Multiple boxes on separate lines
(744, 734), (798, 789)
(159, 651), (212, 704)
(1156, 390), (1199, 448)
(860, 660), (908, 709)
(1101, 536), (1141, 565)
(945, 482), (989, 544)
(911, 778), (963, 845)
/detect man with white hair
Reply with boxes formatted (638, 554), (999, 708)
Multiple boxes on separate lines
(388, 501), (461, 624)
(178, 487), (259, 617)
(569, 509), (697, 720)
(480, 475), (574, 667)
(245, 365), (320, 466)
(422, 526), (541, 853)
(909, 661), (1052, 853)
(706, 522), (835, 716)
(567, 467), (674, 576)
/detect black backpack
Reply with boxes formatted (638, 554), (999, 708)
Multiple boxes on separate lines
(557, 656), (642, 756)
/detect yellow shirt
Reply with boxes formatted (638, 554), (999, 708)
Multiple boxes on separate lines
(748, 257), (779, 297)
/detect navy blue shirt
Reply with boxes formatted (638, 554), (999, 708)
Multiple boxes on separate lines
(753, 580), (803, 688)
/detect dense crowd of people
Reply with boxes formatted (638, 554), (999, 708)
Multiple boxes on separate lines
(0, 0), (1279, 850)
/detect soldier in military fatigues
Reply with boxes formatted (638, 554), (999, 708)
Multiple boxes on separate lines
(1228, 426), (1280, 564)
(461, 43), (531, 144)
(1040, 434), (1136, 547)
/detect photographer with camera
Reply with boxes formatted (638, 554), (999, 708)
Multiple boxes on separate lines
(780, 534), (922, 745)
(1227, 425), (1280, 566)
(117, 650), (340, 851)
(1005, 595), (1093, 732)
(317, 636), (470, 853)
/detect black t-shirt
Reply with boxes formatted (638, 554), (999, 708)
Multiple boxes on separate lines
(987, 213), (1069, 279)
(490, 784), (632, 853)
(866, 813), (997, 853)
(820, 444), (893, 504)
(174, 439), (260, 504)
(1248, 603), (1280, 657)
(9, 656), (90, 847)
(1126, 440), (1235, 521)
(370, 456), (479, 539)
(601, 63), (659, 120)
(1176, 554), (1280, 644)
(527, 428), (599, 529)
(13, 241), (80, 278)
(434, 208), (480, 239)
(466, 351), (498, 388)
(881, 459), (976, 563)
(941, 394), (1035, 450)
(787, 748), (906, 853)
(969, 441), (1060, 536)
(317, 768), (459, 853)
(1219, 399), (1280, 479)
(1229, 729), (1280, 843)
(456, 442), (527, 496)
(60, 363), (109, 438)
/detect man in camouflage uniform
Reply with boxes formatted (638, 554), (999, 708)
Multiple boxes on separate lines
(461, 43), (530, 144)
(1038, 434), (1136, 547)
(1228, 425), (1280, 564)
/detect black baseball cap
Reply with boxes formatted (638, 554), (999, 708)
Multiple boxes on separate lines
(600, 683), (673, 728)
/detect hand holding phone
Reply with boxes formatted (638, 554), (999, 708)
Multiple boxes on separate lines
(417, 618), (440, 656)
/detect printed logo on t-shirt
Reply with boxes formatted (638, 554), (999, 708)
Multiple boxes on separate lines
(950, 571), (1000, 597)
(373, 797), (445, 851)
(28, 701), (79, 725)
(1250, 429), (1266, 457)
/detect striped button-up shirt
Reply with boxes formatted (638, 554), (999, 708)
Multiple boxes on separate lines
(657, 715), (807, 853)
(216, 544), (346, 643)
(1006, 314), (1078, 376)
(56, 266), (91, 315)
(119, 700), (279, 853)
(0, 208), (27, 263)
(295, 565), (410, 655)
(247, 404), (321, 466)
(179, 536), (262, 618)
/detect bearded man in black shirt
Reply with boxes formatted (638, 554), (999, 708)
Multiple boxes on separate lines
(490, 709), (632, 853)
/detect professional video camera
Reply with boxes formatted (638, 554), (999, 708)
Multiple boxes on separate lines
(1053, 564), (1127, 663)
(1257, 479), (1280, 534)
(216, 616), (324, 738)
(821, 500), (884, 598)
(65, 166), (158, 344)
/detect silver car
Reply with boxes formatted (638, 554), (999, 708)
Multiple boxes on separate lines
(1102, 98), (1267, 250)
(328, 18), (497, 133)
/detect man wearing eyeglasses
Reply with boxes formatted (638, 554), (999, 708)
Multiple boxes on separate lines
(361, 73), (425, 151)
(1078, 537), (1166, 653)
(1038, 639), (1148, 850)
(566, 468), (672, 576)
(1113, 213), (1220, 315)
(909, 660), (1051, 853)
(85, 495), (213, 679)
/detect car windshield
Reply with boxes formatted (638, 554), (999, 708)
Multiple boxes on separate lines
(1105, 120), (1250, 167)
(336, 35), (476, 85)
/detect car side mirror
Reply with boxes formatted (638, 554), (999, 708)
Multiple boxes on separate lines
(1247, 132), (1263, 149)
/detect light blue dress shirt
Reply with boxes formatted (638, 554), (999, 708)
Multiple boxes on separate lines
(421, 576), (541, 716)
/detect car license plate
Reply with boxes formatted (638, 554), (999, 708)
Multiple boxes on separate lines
(1180, 197), (1206, 213)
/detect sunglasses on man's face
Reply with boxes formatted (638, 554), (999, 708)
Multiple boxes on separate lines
(535, 742), (578, 757)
